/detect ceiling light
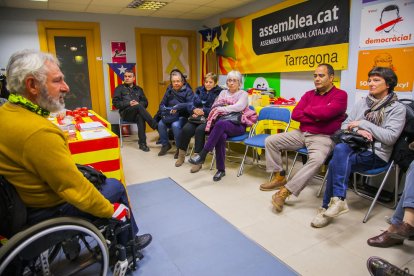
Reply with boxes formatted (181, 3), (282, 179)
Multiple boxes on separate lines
(30, 0), (48, 2)
(127, 0), (167, 10)
(127, 0), (144, 8)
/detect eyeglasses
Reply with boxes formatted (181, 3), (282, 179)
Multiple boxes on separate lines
(227, 79), (239, 83)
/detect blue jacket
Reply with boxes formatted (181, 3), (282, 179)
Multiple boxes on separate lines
(189, 85), (222, 116)
(159, 83), (193, 117)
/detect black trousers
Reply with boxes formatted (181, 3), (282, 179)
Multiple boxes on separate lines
(121, 105), (156, 144)
(177, 122), (207, 153)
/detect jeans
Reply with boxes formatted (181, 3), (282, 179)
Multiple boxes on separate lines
(391, 161), (414, 224)
(27, 178), (138, 246)
(322, 143), (387, 209)
(158, 117), (187, 146)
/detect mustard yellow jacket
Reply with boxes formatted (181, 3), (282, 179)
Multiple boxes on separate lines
(0, 102), (113, 218)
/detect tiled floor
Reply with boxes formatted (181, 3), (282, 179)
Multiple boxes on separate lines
(121, 132), (414, 276)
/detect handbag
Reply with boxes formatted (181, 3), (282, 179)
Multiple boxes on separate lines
(331, 130), (372, 151)
(188, 115), (206, 124)
(217, 112), (242, 125)
(161, 109), (179, 124)
(76, 164), (106, 190)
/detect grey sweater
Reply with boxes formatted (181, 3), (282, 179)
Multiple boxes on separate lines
(341, 98), (406, 162)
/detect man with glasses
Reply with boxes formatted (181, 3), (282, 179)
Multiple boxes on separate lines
(260, 63), (348, 213)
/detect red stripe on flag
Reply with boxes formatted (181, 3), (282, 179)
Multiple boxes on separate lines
(218, 56), (227, 75)
(109, 67), (116, 110)
(88, 115), (108, 127)
(68, 136), (119, 154)
(84, 159), (120, 172)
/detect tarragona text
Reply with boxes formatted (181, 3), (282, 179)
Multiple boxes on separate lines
(258, 5), (340, 38)
(285, 52), (338, 68)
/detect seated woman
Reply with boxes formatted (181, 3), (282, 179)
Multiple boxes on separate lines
(311, 67), (406, 228)
(174, 72), (222, 170)
(189, 70), (257, 182)
(367, 150), (414, 248)
(157, 70), (193, 157)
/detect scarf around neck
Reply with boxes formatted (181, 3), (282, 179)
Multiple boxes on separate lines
(8, 93), (50, 117)
(364, 92), (397, 126)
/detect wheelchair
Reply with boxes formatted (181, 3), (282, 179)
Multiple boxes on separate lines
(0, 177), (143, 276)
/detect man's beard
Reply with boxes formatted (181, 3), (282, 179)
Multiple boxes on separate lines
(37, 86), (65, 112)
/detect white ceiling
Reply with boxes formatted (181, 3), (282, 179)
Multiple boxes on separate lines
(0, 0), (258, 20)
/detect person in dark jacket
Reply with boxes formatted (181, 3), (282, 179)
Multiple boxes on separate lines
(157, 70), (194, 157)
(112, 70), (158, 152)
(174, 72), (222, 170)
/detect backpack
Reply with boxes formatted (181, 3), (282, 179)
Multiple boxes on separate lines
(399, 99), (414, 135)
(76, 164), (107, 190)
(391, 99), (414, 172)
(0, 176), (27, 239)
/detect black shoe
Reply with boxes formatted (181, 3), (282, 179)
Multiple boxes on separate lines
(213, 170), (225, 181)
(367, 256), (412, 276)
(139, 143), (150, 152)
(174, 149), (179, 159)
(134, 233), (152, 250)
(158, 143), (172, 156)
(189, 154), (204, 165)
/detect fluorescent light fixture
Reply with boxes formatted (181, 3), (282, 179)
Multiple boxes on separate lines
(138, 1), (167, 10)
(30, 0), (48, 2)
(127, 0), (167, 10)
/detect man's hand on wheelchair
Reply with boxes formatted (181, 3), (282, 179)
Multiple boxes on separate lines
(112, 203), (130, 222)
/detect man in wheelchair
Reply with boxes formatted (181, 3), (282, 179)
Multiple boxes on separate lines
(0, 49), (152, 275)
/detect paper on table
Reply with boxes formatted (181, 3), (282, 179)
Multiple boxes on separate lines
(79, 129), (112, 140)
(78, 122), (104, 131)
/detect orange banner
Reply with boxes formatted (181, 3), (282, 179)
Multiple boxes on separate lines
(356, 47), (414, 92)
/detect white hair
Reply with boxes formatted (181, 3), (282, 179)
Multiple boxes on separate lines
(227, 70), (243, 87)
(6, 49), (59, 95)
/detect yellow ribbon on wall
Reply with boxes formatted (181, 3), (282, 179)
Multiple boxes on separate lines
(165, 39), (186, 74)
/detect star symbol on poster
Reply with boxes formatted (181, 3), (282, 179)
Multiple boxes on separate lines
(118, 65), (127, 74)
(219, 26), (229, 48)
(206, 32), (212, 42)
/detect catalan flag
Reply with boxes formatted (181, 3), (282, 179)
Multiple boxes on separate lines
(215, 22), (236, 59)
(108, 63), (136, 110)
(199, 28), (219, 82)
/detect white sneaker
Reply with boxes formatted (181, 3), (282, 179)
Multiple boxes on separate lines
(311, 207), (332, 228)
(324, 197), (349, 218)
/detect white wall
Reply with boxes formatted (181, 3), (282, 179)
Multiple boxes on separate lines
(1, 0), (413, 123)
(0, 8), (201, 123)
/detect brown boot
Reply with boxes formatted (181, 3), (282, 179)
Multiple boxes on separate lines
(175, 149), (186, 167)
(190, 164), (202, 173)
(260, 172), (287, 191)
(272, 186), (291, 212)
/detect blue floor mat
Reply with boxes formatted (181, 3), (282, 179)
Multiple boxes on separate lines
(127, 178), (297, 276)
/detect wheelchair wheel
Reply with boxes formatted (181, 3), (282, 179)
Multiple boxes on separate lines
(0, 217), (109, 276)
